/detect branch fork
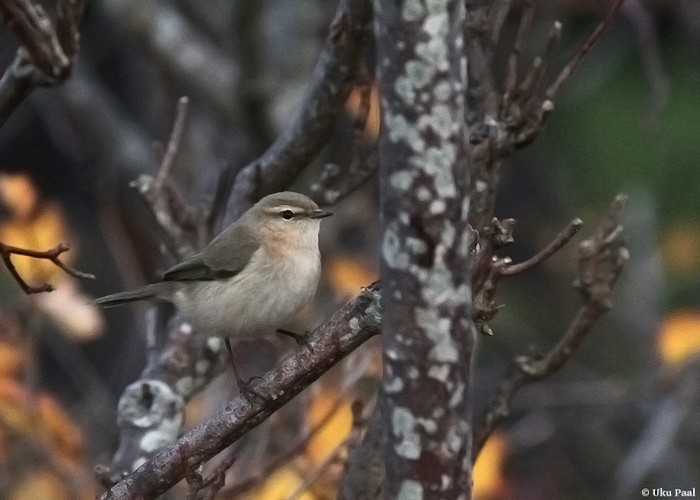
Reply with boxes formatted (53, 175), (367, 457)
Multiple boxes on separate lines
(0, 241), (94, 294)
(473, 195), (628, 459)
(472, 217), (583, 336)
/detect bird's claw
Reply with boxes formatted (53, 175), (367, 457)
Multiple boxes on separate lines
(235, 375), (269, 404)
(276, 328), (311, 347)
(225, 337), (269, 404)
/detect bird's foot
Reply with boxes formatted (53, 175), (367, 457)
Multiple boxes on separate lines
(276, 328), (312, 347)
(225, 337), (269, 404)
(234, 374), (269, 405)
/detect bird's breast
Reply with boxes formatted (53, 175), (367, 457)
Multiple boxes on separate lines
(174, 246), (321, 338)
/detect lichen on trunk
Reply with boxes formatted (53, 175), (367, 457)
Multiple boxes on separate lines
(375, 1), (475, 498)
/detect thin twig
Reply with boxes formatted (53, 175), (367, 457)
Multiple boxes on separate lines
(504, 0), (535, 96)
(526, 20), (561, 103)
(489, 0), (514, 49)
(546, 0), (626, 99)
(502, 218), (583, 276)
(185, 453), (236, 500)
(0, 241), (95, 294)
(132, 96), (200, 257)
(473, 196), (628, 460)
(155, 96), (190, 188)
(224, 0), (373, 223)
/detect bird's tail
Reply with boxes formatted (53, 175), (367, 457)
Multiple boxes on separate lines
(95, 286), (157, 307)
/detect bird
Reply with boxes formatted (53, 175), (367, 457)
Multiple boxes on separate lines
(96, 191), (332, 395)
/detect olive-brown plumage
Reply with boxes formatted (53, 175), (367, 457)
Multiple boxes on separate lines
(96, 192), (331, 338)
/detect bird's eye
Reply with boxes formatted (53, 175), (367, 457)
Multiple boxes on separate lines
(280, 210), (294, 220)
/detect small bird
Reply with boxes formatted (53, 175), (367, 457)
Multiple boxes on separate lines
(96, 192), (331, 384)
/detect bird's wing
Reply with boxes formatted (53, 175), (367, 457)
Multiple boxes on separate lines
(161, 223), (259, 282)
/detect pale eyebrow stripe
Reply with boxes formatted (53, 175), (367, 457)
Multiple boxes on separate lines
(263, 205), (302, 214)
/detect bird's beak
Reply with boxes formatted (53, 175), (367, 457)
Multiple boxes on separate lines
(311, 209), (333, 219)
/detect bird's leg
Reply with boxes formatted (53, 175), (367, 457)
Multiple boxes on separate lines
(224, 337), (268, 404)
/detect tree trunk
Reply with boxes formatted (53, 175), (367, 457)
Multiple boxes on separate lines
(375, 1), (475, 498)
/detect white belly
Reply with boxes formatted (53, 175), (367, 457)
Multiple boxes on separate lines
(172, 247), (321, 338)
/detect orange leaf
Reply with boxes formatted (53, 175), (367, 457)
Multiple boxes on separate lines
(474, 432), (509, 500)
(37, 394), (84, 461)
(657, 310), (700, 368)
(0, 173), (39, 221)
(305, 390), (353, 467)
(10, 469), (68, 500)
(0, 340), (28, 379)
(248, 467), (316, 500)
(345, 84), (381, 140)
(325, 256), (376, 300)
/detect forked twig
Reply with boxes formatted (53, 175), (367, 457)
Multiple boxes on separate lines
(0, 241), (94, 294)
(132, 96), (201, 256)
(473, 196), (628, 460)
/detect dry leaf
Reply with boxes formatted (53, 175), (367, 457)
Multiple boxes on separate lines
(345, 84), (380, 140)
(247, 467), (316, 500)
(305, 390), (352, 467)
(9, 469), (68, 500)
(657, 310), (700, 368)
(0, 173), (39, 221)
(474, 431), (509, 500)
(325, 255), (376, 300)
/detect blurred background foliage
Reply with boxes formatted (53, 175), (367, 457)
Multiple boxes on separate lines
(0, 0), (699, 499)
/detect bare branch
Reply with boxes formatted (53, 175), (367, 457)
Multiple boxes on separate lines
(99, 282), (381, 500)
(0, 0), (69, 78)
(311, 155), (378, 207)
(205, 163), (236, 239)
(502, 218), (583, 276)
(0, 241), (94, 294)
(131, 97), (201, 258)
(0, 0), (85, 128)
(55, 0), (84, 60)
(473, 195), (628, 460)
(311, 79), (379, 206)
(155, 96), (191, 189)
(546, 0), (626, 99)
(224, 0), (373, 223)
(469, 0), (625, 167)
(503, 0), (535, 96)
